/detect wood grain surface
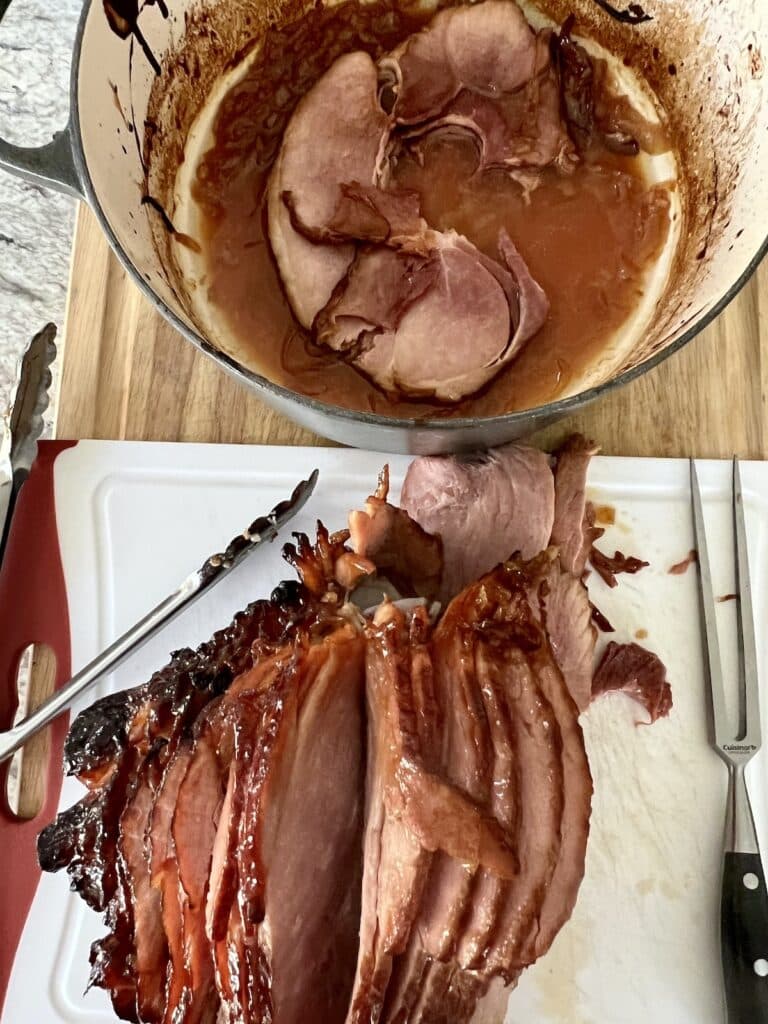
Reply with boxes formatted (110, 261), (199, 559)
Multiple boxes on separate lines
(57, 204), (768, 458)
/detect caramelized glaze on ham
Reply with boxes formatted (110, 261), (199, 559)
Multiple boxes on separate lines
(39, 444), (672, 1024)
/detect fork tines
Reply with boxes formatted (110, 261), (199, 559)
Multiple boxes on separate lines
(690, 458), (761, 763)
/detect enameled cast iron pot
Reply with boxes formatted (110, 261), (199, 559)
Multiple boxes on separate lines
(0, 0), (766, 453)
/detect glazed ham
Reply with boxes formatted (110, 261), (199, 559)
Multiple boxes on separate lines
(39, 439), (671, 1024)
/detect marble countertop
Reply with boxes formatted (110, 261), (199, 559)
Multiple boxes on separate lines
(0, 0), (82, 431)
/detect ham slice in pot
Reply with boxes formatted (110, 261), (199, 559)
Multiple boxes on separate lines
(379, 0), (549, 126)
(266, 0), (566, 401)
(267, 51), (392, 328)
(313, 227), (547, 402)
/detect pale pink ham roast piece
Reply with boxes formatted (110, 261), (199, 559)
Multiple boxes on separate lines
(311, 210), (548, 401)
(550, 434), (601, 576)
(379, 0), (549, 125)
(381, 1), (575, 178)
(400, 443), (555, 601)
(266, 51), (391, 328)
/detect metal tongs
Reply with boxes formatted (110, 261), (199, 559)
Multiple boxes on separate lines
(691, 459), (768, 1023)
(0, 470), (318, 765)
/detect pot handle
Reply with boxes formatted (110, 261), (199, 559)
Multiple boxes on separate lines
(0, 124), (82, 198)
(0, 0), (83, 199)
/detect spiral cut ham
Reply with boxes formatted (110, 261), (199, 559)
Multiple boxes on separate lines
(39, 438), (671, 1024)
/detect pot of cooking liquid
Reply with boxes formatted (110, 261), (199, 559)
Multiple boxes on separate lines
(1, 0), (765, 453)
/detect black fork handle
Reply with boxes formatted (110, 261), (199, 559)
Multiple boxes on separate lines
(722, 851), (768, 1021)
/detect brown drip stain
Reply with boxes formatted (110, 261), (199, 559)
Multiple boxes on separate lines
(189, 0), (672, 419)
(109, 81), (134, 133)
(591, 0), (652, 25)
(141, 195), (201, 252)
(594, 504), (616, 525)
(635, 628), (648, 639)
(668, 549), (697, 575)
(103, 0), (165, 76)
(717, 593), (738, 604)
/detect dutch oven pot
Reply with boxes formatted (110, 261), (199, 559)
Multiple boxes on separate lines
(1, 0), (766, 453)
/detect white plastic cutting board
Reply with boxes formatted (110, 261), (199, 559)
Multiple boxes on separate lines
(5, 441), (768, 1024)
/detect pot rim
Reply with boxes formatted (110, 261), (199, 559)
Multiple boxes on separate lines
(69, 0), (768, 436)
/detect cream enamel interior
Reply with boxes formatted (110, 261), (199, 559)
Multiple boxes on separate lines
(171, 23), (684, 397)
(70, 0), (768, 448)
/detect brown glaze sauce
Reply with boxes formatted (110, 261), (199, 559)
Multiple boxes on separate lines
(192, 0), (672, 418)
(594, 504), (617, 525)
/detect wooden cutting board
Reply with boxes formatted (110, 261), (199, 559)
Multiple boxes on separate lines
(57, 204), (768, 457)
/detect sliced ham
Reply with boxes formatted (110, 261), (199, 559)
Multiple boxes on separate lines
(149, 743), (193, 1022)
(231, 627), (366, 1024)
(311, 225), (547, 402)
(398, 58), (574, 179)
(40, 453), (675, 1024)
(538, 558), (596, 712)
(400, 443), (555, 601)
(347, 466), (443, 599)
(266, 0), (566, 400)
(283, 182), (425, 247)
(118, 751), (168, 1022)
(380, 0), (548, 125)
(550, 434), (600, 575)
(267, 52), (392, 328)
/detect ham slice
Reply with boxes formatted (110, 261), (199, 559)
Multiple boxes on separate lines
(550, 434), (601, 575)
(266, 0), (566, 401)
(347, 465), (443, 599)
(313, 225), (547, 401)
(379, 0), (548, 125)
(592, 641), (673, 722)
(400, 443), (555, 601)
(231, 628), (366, 1024)
(381, 2), (574, 182)
(267, 51), (392, 328)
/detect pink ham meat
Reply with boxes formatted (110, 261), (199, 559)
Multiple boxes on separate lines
(381, 2), (574, 175)
(216, 627), (367, 1024)
(283, 182), (425, 248)
(379, 0), (548, 125)
(347, 465), (443, 599)
(405, 67), (573, 176)
(550, 434), (601, 576)
(350, 231), (547, 402)
(266, 51), (392, 328)
(370, 558), (592, 1024)
(299, 191), (548, 402)
(44, 455), (682, 1024)
(538, 556), (597, 712)
(400, 443), (555, 601)
(266, 1), (561, 401)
